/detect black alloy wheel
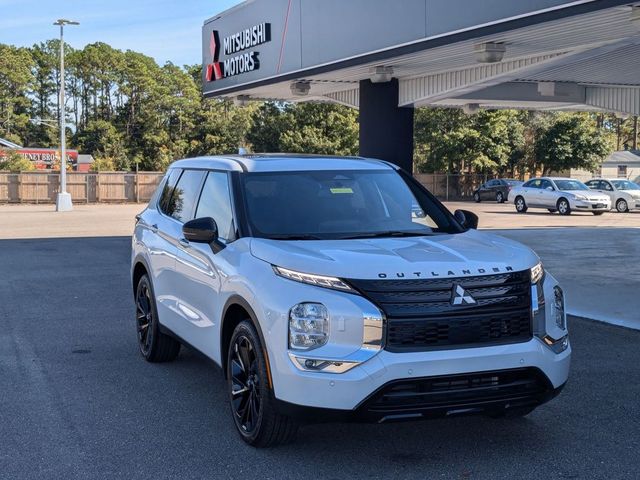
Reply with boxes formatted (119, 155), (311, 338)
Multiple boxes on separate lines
(227, 321), (299, 447)
(230, 334), (261, 435)
(134, 274), (180, 362)
(136, 278), (155, 357)
(473, 192), (481, 203)
(496, 191), (504, 203)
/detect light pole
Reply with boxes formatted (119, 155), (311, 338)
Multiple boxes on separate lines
(54, 18), (79, 212)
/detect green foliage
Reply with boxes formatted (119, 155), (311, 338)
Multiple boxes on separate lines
(0, 149), (35, 172)
(535, 113), (613, 174)
(90, 157), (117, 172)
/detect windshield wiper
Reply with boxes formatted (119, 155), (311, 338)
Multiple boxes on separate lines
(338, 231), (433, 240)
(267, 234), (324, 240)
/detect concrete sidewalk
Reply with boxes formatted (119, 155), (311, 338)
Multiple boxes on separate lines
(497, 228), (640, 330)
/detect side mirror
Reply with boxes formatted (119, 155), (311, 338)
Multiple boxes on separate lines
(546, 186), (554, 191)
(182, 217), (225, 253)
(454, 209), (479, 230)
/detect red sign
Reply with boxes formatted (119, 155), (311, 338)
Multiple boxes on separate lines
(0, 148), (79, 169)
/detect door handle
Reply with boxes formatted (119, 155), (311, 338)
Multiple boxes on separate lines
(179, 237), (190, 248)
(150, 224), (158, 233)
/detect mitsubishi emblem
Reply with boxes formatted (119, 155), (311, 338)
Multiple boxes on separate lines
(451, 284), (476, 306)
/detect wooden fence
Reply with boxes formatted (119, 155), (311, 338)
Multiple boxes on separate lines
(0, 171), (506, 204)
(0, 172), (164, 204)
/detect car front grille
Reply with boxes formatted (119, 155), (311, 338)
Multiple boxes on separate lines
(347, 271), (532, 351)
(359, 368), (551, 419)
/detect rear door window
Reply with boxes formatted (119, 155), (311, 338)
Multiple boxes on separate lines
(195, 172), (235, 242)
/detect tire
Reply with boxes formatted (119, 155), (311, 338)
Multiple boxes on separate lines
(135, 274), (181, 362)
(593, 211), (605, 216)
(547, 209), (557, 213)
(228, 321), (299, 447)
(473, 192), (481, 203)
(557, 198), (571, 216)
(489, 406), (536, 419)
(515, 196), (528, 213)
(616, 198), (629, 213)
(496, 191), (505, 203)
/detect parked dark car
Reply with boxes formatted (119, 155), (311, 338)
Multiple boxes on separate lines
(473, 179), (524, 203)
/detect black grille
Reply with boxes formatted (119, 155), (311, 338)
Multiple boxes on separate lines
(361, 368), (551, 418)
(348, 271), (532, 351)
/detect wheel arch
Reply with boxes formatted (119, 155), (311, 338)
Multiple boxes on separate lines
(221, 295), (273, 388)
(132, 257), (151, 296)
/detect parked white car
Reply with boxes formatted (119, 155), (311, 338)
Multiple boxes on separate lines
(508, 177), (611, 215)
(584, 178), (640, 213)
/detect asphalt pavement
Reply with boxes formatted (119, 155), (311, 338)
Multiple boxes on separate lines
(1, 236), (639, 480)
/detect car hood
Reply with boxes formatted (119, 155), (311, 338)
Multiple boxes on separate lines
(250, 230), (538, 280)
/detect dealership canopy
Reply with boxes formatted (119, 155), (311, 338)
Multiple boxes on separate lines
(203, 0), (640, 170)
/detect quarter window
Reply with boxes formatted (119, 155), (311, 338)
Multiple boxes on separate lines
(195, 172), (236, 242)
(159, 169), (181, 215)
(167, 170), (206, 222)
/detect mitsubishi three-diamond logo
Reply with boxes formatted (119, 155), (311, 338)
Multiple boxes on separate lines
(205, 31), (223, 82)
(451, 284), (477, 306)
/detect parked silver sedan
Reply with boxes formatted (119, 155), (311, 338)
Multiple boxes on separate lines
(584, 178), (640, 213)
(508, 177), (611, 215)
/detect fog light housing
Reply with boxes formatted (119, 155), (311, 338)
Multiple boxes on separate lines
(543, 334), (569, 354)
(553, 286), (566, 330)
(289, 303), (329, 351)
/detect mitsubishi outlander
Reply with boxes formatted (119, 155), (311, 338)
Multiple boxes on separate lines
(131, 155), (571, 447)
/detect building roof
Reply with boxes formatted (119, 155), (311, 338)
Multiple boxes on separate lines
(603, 150), (640, 165)
(171, 154), (394, 173)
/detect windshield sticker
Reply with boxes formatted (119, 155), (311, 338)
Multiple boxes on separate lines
(330, 187), (354, 194)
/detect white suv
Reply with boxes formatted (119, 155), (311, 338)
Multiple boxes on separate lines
(131, 155), (571, 447)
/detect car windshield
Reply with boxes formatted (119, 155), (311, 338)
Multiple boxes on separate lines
(240, 169), (458, 239)
(611, 180), (640, 190)
(553, 179), (589, 191)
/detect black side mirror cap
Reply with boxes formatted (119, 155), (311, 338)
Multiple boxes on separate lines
(454, 209), (479, 230)
(183, 217), (225, 253)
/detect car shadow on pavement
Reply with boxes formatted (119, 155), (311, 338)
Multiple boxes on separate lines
(1, 236), (639, 479)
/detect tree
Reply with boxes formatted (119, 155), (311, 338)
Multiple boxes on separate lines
(0, 44), (34, 145)
(535, 113), (613, 174)
(0, 149), (35, 172)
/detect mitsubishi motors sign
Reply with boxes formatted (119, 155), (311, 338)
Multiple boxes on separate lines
(205, 23), (271, 82)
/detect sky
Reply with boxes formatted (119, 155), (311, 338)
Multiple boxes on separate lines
(0, 0), (243, 66)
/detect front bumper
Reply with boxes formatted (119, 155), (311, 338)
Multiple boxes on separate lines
(275, 367), (566, 423)
(572, 199), (610, 211)
(273, 335), (571, 412)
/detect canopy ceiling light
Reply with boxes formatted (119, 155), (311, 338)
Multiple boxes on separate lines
(290, 81), (311, 96)
(370, 66), (394, 83)
(462, 103), (481, 115)
(474, 42), (506, 63)
(234, 95), (250, 107)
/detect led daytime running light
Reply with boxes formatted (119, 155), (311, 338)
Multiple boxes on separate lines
(274, 266), (355, 292)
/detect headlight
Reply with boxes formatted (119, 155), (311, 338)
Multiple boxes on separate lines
(289, 303), (329, 350)
(274, 266), (356, 293)
(574, 194), (587, 201)
(530, 262), (544, 284)
(553, 286), (566, 330)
